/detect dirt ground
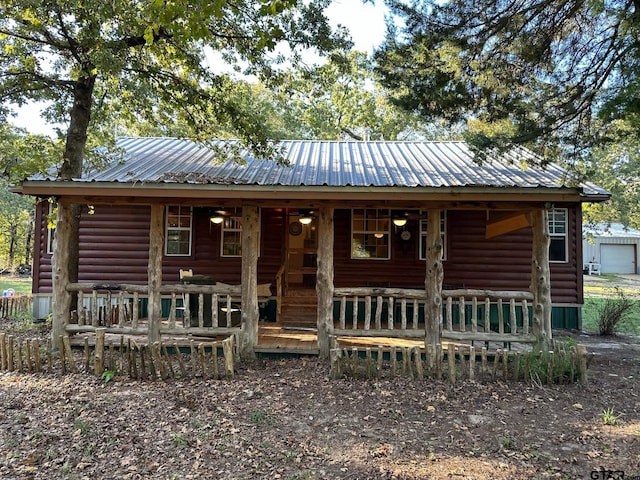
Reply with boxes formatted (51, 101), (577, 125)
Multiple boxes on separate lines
(1, 281), (639, 479)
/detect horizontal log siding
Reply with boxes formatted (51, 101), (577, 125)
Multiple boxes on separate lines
(333, 207), (580, 304)
(36, 205), (282, 295)
(35, 204), (579, 304)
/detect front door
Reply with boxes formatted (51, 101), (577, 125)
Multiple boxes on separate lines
(285, 210), (317, 291)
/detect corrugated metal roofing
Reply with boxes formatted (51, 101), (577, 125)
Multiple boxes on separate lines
(584, 223), (640, 238)
(61, 137), (608, 195)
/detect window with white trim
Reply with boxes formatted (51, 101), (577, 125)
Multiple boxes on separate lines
(548, 208), (568, 262)
(419, 211), (447, 260)
(221, 214), (243, 257)
(165, 206), (192, 256)
(351, 209), (390, 259)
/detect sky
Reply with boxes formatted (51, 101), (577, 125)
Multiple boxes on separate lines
(10, 0), (388, 136)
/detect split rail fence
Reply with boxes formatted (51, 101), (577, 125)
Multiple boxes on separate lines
(330, 338), (589, 384)
(0, 329), (235, 381)
(0, 295), (33, 319)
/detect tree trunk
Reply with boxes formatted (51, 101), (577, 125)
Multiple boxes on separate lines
(316, 207), (335, 359)
(424, 209), (443, 348)
(147, 204), (164, 344)
(239, 206), (259, 359)
(8, 223), (17, 268)
(24, 208), (33, 267)
(529, 209), (552, 349)
(59, 74), (97, 313)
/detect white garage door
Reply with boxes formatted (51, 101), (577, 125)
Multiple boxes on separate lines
(601, 244), (636, 274)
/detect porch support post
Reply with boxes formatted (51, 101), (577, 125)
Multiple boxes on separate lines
(51, 201), (73, 351)
(529, 208), (552, 349)
(316, 207), (335, 359)
(239, 205), (259, 359)
(147, 204), (164, 344)
(424, 208), (444, 348)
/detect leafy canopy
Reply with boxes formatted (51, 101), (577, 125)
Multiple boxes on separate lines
(374, 0), (640, 155)
(0, 0), (348, 176)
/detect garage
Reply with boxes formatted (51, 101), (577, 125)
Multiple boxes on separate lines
(601, 244), (636, 274)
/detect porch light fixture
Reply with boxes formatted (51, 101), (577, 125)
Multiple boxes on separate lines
(374, 233), (384, 239)
(392, 216), (408, 227)
(298, 210), (313, 225)
(209, 208), (228, 224)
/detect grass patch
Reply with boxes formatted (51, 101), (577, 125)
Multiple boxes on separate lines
(0, 276), (32, 296)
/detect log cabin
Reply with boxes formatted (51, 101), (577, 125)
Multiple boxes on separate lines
(16, 138), (609, 359)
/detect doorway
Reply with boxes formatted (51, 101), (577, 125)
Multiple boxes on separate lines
(285, 210), (318, 291)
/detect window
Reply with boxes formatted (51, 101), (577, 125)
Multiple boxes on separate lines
(419, 211), (447, 260)
(165, 206), (192, 256)
(548, 208), (568, 262)
(351, 209), (390, 259)
(221, 214), (242, 257)
(46, 201), (56, 254)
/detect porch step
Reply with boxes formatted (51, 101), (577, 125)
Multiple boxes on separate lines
(280, 291), (317, 327)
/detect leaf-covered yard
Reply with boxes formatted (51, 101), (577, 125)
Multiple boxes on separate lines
(0, 330), (639, 480)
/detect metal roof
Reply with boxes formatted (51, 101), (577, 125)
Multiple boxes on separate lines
(584, 223), (640, 238)
(46, 137), (609, 197)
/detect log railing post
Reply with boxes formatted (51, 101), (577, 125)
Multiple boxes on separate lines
(51, 201), (73, 351)
(316, 207), (335, 359)
(425, 208), (443, 348)
(239, 205), (259, 359)
(147, 204), (164, 344)
(529, 208), (552, 349)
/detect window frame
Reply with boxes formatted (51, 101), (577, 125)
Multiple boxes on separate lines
(220, 212), (243, 258)
(219, 208), (261, 258)
(419, 210), (447, 261)
(165, 206), (193, 257)
(548, 208), (568, 263)
(350, 208), (391, 260)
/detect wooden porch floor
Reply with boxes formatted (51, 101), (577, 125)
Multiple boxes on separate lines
(67, 321), (452, 355)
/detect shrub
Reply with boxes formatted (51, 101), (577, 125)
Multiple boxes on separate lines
(597, 287), (636, 336)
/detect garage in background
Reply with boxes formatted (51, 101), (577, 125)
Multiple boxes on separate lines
(583, 223), (640, 274)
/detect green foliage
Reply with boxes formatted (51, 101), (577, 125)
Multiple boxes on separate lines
(101, 367), (118, 383)
(595, 287), (637, 336)
(523, 341), (580, 384)
(601, 407), (620, 426)
(249, 409), (274, 426)
(0, 0), (349, 174)
(375, 0), (640, 155)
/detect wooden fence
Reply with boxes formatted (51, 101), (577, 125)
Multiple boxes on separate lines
(330, 338), (588, 384)
(333, 287), (537, 344)
(0, 330), (235, 381)
(0, 295), (33, 319)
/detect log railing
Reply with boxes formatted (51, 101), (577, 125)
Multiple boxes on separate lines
(333, 287), (537, 344)
(64, 283), (245, 338)
(334, 287), (426, 338)
(441, 289), (535, 343)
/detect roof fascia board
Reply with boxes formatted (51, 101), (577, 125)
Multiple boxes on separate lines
(18, 181), (591, 202)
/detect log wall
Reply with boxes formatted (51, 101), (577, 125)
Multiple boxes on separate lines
(34, 204), (581, 304)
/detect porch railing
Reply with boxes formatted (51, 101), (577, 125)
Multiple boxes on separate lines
(64, 282), (245, 338)
(333, 287), (537, 344)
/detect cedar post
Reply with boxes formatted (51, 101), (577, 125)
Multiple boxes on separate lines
(316, 207), (335, 359)
(147, 204), (164, 344)
(424, 208), (443, 348)
(51, 201), (73, 351)
(529, 208), (552, 349)
(239, 205), (259, 359)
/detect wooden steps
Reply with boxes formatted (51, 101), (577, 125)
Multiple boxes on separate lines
(279, 288), (317, 328)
